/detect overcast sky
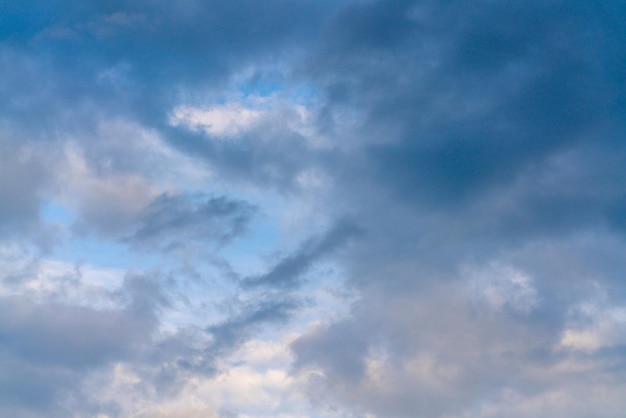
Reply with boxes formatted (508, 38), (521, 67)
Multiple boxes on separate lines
(2, 1), (626, 417)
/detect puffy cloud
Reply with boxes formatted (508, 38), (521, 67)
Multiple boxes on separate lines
(171, 104), (263, 138)
(0, 265), (165, 416)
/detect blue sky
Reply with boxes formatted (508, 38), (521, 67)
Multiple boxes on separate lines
(2, 1), (626, 417)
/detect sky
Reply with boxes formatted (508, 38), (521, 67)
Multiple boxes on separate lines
(1, 1), (626, 417)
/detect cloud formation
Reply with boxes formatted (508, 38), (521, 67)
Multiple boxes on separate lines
(124, 193), (257, 251)
(1, 0), (626, 417)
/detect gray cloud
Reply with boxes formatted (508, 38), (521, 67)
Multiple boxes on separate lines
(291, 277), (602, 417)
(207, 297), (299, 357)
(0, 298), (149, 368)
(0, 273), (165, 417)
(299, 1), (619, 209)
(0, 0), (335, 133)
(0, 138), (56, 246)
(286, 1), (626, 417)
(243, 220), (360, 289)
(124, 193), (257, 252)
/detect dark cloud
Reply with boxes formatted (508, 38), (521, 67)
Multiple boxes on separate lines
(606, 195), (626, 234)
(164, 124), (317, 192)
(0, 0), (336, 133)
(301, 0), (625, 209)
(207, 297), (299, 355)
(285, 1), (626, 416)
(124, 193), (257, 252)
(0, 139), (52, 239)
(243, 220), (360, 289)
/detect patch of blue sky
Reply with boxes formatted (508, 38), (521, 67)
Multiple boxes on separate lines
(40, 200), (75, 225)
(289, 83), (317, 104)
(229, 67), (318, 104)
(220, 213), (283, 277)
(237, 74), (284, 98)
(54, 234), (151, 270)
(41, 200), (168, 271)
(165, 183), (288, 277)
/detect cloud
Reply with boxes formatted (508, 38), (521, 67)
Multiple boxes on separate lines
(207, 298), (299, 357)
(170, 103), (263, 138)
(306, 0), (625, 210)
(2, 0), (626, 417)
(0, 295), (150, 368)
(0, 137), (55, 242)
(463, 263), (538, 314)
(243, 220), (360, 289)
(0, 269), (165, 417)
(124, 193), (257, 252)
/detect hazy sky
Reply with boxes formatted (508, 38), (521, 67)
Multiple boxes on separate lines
(2, 1), (626, 417)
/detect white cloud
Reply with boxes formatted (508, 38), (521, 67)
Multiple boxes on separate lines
(169, 96), (331, 148)
(463, 263), (538, 313)
(170, 103), (262, 138)
(80, 334), (315, 418)
(559, 298), (626, 352)
(0, 254), (125, 308)
(132, 403), (219, 418)
(193, 336), (313, 417)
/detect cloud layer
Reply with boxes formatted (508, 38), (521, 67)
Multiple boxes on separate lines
(2, 1), (626, 417)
